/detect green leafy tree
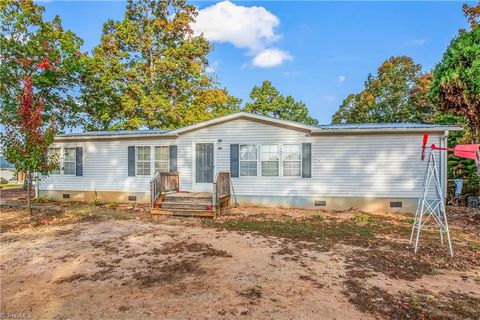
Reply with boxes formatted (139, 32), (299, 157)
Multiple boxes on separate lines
(80, 0), (240, 130)
(332, 56), (435, 124)
(430, 2), (480, 191)
(244, 80), (318, 125)
(430, 6), (480, 143)
(0, 0), (86, 130)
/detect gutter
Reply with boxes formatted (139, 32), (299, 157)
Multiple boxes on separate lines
(311, 127), (461, 135)
(54, 133), (179, 142)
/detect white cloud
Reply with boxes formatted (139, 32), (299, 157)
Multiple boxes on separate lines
(193, 1), (291, 68)
(404, 38), (426, 46)
(205, 60), (219, 73)
(252, 49), (292, 68)
(338, 75), (346, 83)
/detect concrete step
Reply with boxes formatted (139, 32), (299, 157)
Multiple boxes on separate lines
(159, 202), (212, 211)
(151, 208), (215, 217)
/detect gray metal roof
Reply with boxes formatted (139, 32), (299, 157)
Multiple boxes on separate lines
(58, 129), (169, 138)
(316, 123), (456, 130)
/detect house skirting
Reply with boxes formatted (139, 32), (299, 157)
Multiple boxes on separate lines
(39, 190), (418, 213)
(38, 190), (150, 204)
(234, 195), (418, 214)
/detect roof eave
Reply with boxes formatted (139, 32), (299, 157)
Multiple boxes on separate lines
(54, 133), (179, 142)
(311, 127), (461, 134)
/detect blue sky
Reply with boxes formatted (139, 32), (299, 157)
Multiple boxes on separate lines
(39, 0), (472, 124)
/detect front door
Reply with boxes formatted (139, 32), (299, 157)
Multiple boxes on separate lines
(195, 143), (214, 191)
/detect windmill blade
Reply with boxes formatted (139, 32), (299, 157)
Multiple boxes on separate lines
(421, 134), (429, 160)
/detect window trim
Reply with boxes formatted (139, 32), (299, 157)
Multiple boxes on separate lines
(239, 144), (258, 177)
(63, 147), (76, 176)
(135, 146), (151, 176)
(282, 144), (302, 177)
(260, 144), (280, 177)
(154, 145), (170, 174)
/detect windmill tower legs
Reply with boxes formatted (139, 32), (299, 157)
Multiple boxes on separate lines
(409, 150), (453, 257)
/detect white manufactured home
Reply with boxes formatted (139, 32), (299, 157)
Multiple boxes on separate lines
(38, 112), (458, 214)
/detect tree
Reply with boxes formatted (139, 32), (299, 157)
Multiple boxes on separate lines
(332, 56), (435, 124)
(430, 8), (480, 143)
(463, 1), (480, 29)
(80, 0), (240, 130)
(430, 2), (480, 189)
(1, 75), (57, 214)
(244, 80), (318, 125)
(0, 0), (86, 130)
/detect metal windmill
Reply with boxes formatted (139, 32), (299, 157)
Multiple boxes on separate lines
(409, 134), (480, 257)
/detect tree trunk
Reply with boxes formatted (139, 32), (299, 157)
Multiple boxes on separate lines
(27, 171), (32, 215)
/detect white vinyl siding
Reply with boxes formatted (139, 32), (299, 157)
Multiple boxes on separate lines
(260, 145), (279, 176)
(154, 146), (169, 173)
(240, 145), (257, 176)
(136, 146), (151, 176)
(283, 144), (301, 176)
(39, 118), (444, 200)
(63, 148), (76, 175)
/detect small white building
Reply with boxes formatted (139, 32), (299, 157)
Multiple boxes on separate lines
(38, 112), (458, 213)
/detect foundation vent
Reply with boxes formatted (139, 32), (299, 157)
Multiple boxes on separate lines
(128, 195), (137, 202)
(315, 200), (327, 207)
(390, 201), (403, 208)
(62, 193), (70, 199)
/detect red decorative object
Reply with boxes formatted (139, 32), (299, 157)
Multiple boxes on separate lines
(206, 203), (213, 211)
(421, 135), (480, 162)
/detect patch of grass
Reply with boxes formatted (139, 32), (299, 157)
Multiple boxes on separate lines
(34, 196), (50, 204)
(351, 214), (371, 223)
(106, 201), (119, 209)
(91, 199), (103, 207)
(210, 217), (378, 249)
(0, 183), (23, 189)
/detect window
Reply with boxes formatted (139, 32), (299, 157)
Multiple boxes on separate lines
(136, 146), (151, 175)
(283, 144), (301, 176)
(240, 145), (257, 176)
(63, 148), (76, 175)
(261, 144), (279, 176)
(48, 148), (61, 174)
(154, 146), (169, 173)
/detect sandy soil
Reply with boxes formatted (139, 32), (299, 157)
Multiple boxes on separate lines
(1, 195), (479, 319)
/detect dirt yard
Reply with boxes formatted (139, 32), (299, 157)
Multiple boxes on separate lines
(1, 189), (479, 319)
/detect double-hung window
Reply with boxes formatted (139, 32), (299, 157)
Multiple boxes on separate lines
(283, 144), (301, 176)
(136, 146), (151, 176)
(154, 146), (169, 173)
(261, 145), (279, 176)
(240, 145), (257, 176)
(63, 148), (76, 175)
(48, 148), (61, 174)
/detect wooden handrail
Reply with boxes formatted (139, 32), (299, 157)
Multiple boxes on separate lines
(150, 172), (179, 207)
(213, 171), (231, 215)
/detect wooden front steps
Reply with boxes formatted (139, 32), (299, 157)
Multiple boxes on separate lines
(151, 192), (216, 218)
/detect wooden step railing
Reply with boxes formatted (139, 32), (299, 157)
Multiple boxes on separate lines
(213, 171), (231, 216)
(150, 172), (179, 207)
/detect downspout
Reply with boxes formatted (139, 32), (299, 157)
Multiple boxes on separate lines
(441, 131), (449, 200)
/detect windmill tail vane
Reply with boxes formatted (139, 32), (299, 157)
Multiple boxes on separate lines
(412, 134), (479, 257)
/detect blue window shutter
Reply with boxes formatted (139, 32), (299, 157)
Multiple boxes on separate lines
(169, 145), (177, 172)
(75, 147), (83, 176)
(230, 144), (239, 177)
(128, 146), (135, 176)
(302, 143), (311, 178)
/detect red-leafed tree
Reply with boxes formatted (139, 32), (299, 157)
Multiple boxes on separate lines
(1, 72), (57, 214)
